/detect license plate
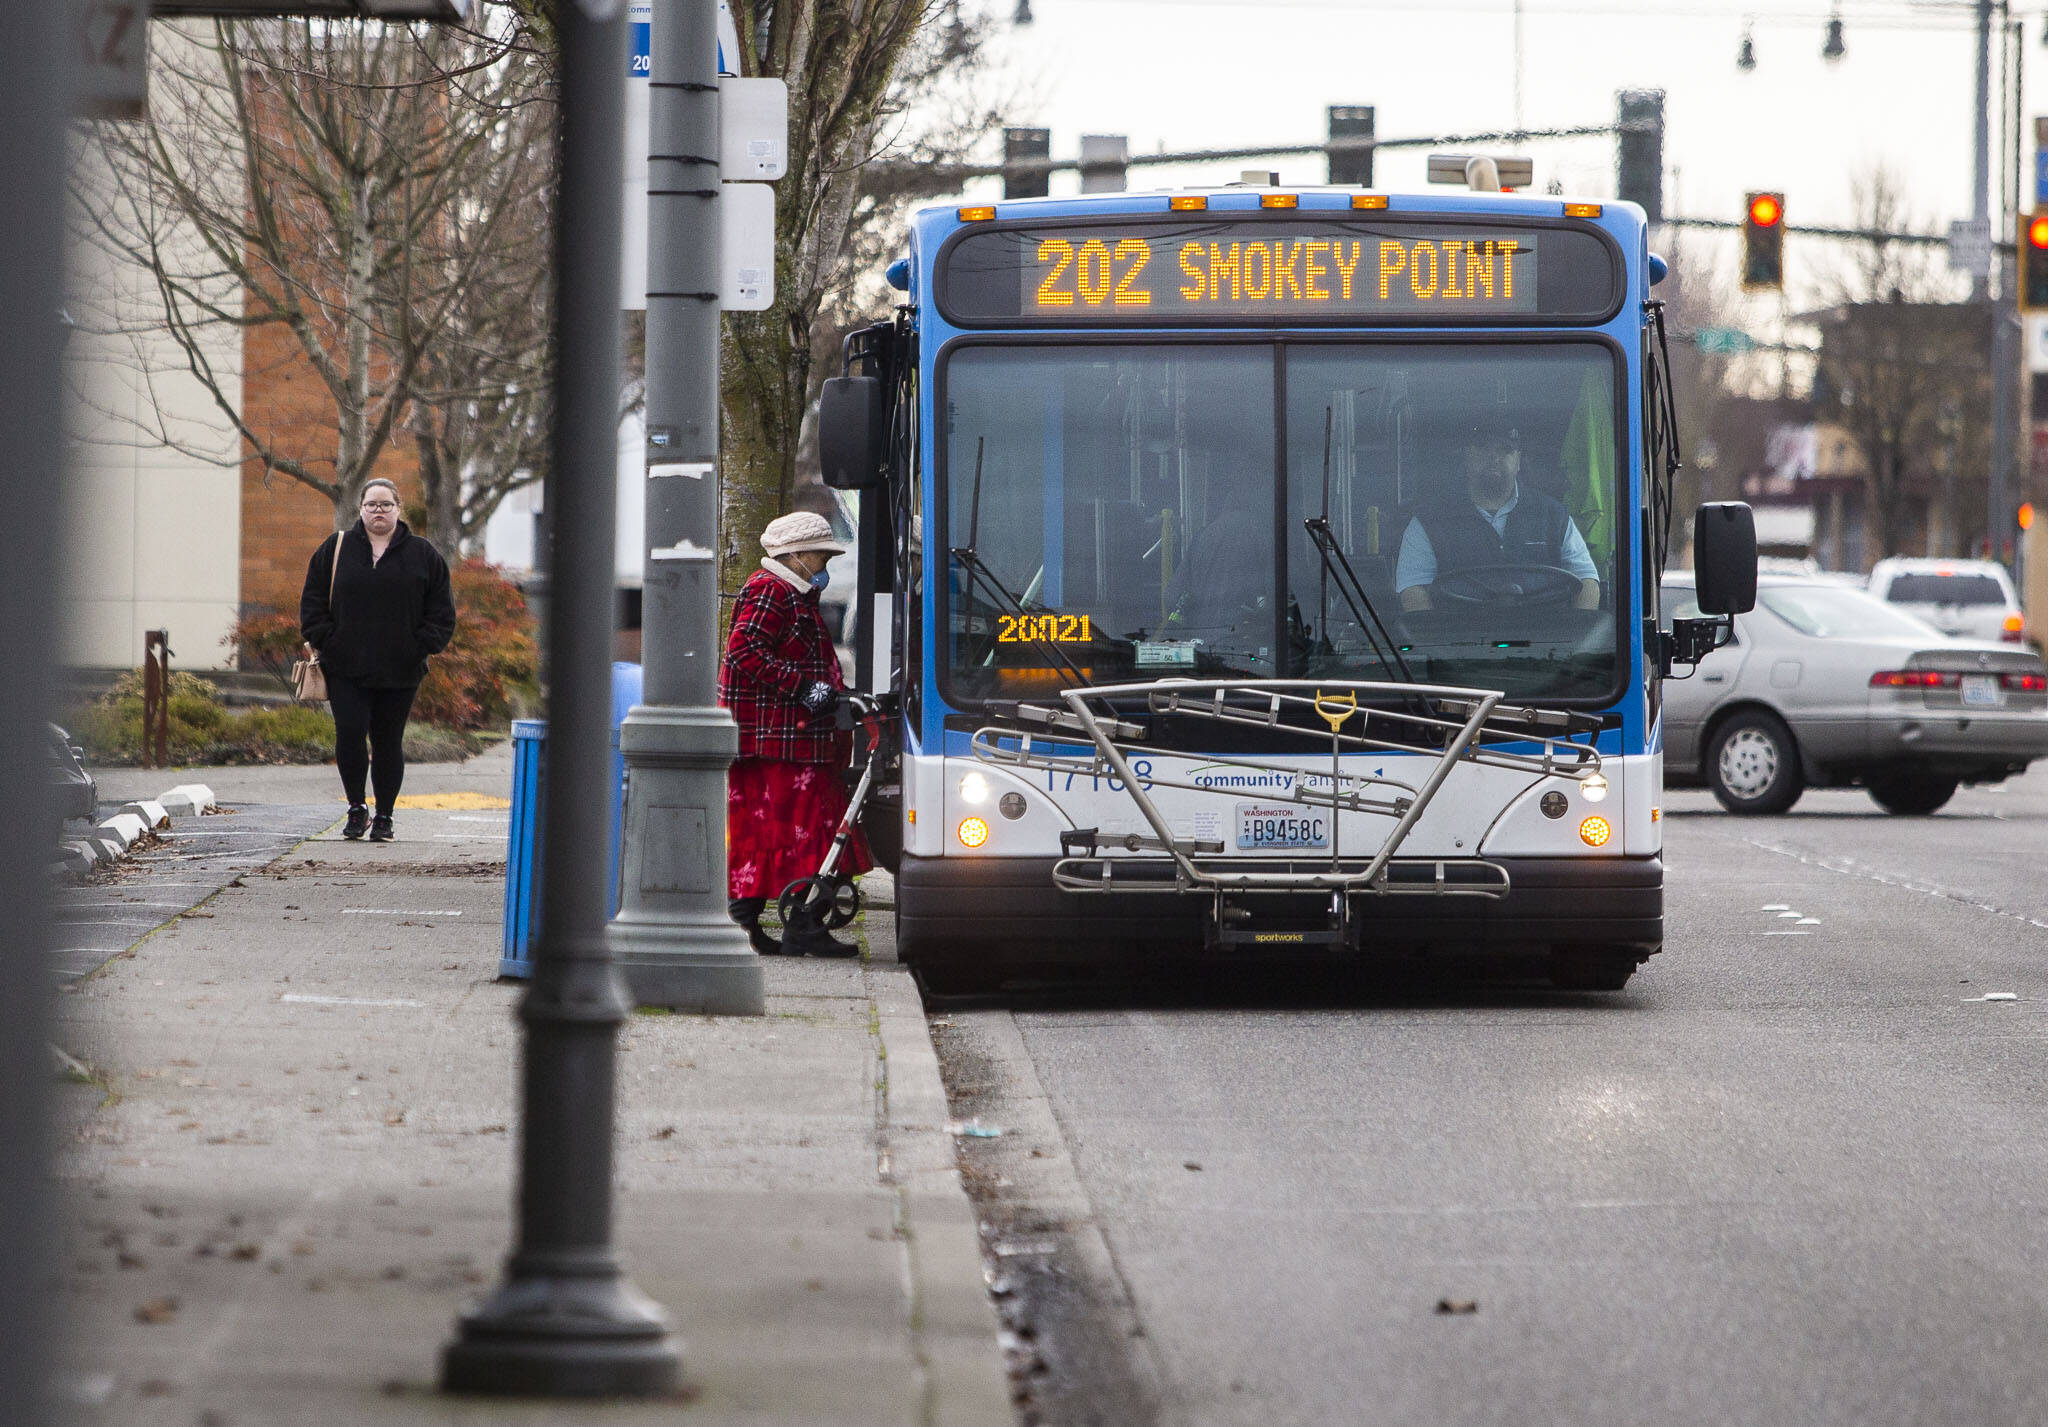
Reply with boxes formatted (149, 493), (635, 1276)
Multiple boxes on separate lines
(1962, 673), (2001, 707)
(1235, 804), (1329, 850)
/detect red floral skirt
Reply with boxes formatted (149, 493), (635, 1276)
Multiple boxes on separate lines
(728, 756), (872, 899)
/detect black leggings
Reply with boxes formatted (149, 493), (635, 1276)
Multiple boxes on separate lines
(327, 674), (419, 815)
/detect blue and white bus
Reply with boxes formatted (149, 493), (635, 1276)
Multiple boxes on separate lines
(819, 164), (1755, 994)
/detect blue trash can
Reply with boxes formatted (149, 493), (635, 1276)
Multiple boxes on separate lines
(499, 719), (548, 978)
(607, 660), (643, 910)
(499, 662), (643, 979)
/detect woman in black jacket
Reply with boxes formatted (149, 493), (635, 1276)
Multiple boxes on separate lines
(299, 479), (458, 842)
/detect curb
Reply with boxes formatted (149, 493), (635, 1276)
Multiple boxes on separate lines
(868, 960), (1014, 1426)
(48, 783), (216, 882)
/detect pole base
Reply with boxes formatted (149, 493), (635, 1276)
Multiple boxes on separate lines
(609, 914), (765, 1014)
(441, 1272), (681, 1398)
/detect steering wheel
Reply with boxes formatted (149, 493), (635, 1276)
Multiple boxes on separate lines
(1432, 563), (1584, 606)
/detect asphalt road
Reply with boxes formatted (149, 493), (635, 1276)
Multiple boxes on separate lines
(936, 766), (2048, 1427)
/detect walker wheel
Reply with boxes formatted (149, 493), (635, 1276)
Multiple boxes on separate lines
(778, 876), (861, 930)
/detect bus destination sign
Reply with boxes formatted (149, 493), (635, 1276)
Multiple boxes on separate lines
(937, 219), (1620, 327)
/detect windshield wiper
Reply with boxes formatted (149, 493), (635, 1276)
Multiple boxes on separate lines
(1302, 516), (1416, 685)
(950, 436), (1088, 687)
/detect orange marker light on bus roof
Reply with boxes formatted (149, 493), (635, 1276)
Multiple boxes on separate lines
(1351, 194), (1388, 210)
(1260, 193), (1298, 209)
(1169, 195), (1207, 211)
(1564, 202), (1603, 218)
(957, 205), (996, 222)
(1578, 816), (1612, 848)
(1747, 193), (1782, 228)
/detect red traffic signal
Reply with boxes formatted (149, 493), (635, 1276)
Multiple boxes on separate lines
(1742, 192), (1785, 289)
(2025, 212), (2048, 311)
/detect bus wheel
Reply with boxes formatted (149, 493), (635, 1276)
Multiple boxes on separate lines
(1707, 711), (1805, 815)
(907, 944), (1006, 998)
(1865, 770), (1958, 816)
(1548, 946), (1640, 992)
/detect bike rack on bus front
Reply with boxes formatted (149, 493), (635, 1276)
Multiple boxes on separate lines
(971, 679), (1604, 941)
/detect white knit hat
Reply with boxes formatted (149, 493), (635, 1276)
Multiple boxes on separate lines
(760, 510), (849, 558)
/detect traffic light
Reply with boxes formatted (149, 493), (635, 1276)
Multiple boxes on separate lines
(1078, 133), (1128, 194)
(1742, 192), (1784, 290)
(1616, 90), (1665, 223)
(1003, 127), (1051, 200)
(2020, 501), (2036, 532)
(1328, 105), (1375, 187)
(2021, 213), (2048, 311)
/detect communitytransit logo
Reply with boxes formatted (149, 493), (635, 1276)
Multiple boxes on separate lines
(1185, 764), (1386, 795)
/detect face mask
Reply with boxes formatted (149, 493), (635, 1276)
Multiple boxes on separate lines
(809, 568), (831, 593)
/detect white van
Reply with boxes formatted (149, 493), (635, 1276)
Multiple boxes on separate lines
(1867, 557), (2025, 644)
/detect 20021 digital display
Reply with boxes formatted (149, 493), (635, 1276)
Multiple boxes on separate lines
(937, 219), (1621, 326)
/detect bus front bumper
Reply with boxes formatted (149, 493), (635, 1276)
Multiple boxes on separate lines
(895, 853), (1664, 957)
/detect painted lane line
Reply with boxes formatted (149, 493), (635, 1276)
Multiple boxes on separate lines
(1795, 917), (1822, 925)
(1964, 992), (2019, 1002)
(341, 908), (465, 917)
(1738, 834), (2048, 934)
(1762, 903), (1790, 911)
(280, 993), (425, 1008)
(1776, 911), (1803, 919)
(448, 815), (509, 823)
(1759, 930), (1811, 936)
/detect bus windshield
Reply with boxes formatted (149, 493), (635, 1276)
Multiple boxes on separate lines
(940, 341), (1621, 706)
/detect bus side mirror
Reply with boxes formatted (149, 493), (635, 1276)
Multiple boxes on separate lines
(1693, 502), (1757, 615)
(820, 375), (885, 490)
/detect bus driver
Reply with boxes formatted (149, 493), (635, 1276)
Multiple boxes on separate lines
(1394, 417), (1601, 613)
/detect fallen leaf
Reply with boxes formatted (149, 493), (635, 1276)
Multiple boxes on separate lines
(652, 1126), (677, 1140)
(1435, 1298), (1478, 1315)
(230, 1244), (261, 1261)
(133, 1296), (180, 1324)
(1183, 1161), (1203, 1172)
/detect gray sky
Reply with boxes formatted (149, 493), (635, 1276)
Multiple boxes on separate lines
(964, 0), (2033, 310)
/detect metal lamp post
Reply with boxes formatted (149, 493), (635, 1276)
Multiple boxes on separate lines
(609, 0), (764, 1015)
(440, 0), (681, 1397)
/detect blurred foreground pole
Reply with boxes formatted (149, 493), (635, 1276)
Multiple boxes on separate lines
(611, 0), (763, 1013)
(440, 0), (681, 1397)
(0, 4), (71, 1424)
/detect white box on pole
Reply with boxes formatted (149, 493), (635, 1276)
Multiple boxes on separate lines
(722, 183), (775, 310)
(719, 78), (788, 180)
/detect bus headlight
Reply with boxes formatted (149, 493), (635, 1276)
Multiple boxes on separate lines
(958, 817), (990, 848)
(1580, 773), (1609, 803)
(959, 771), (990, 805)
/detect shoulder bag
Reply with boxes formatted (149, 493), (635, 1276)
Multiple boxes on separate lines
(291, 535), (340, 703)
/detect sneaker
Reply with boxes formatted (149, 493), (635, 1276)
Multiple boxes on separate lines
(342, 805), (370, 840)
(368, 815), (395, 842)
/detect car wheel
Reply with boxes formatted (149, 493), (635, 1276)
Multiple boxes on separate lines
(1706, 710), (1805, 814)
(1865, 771), (1959, 816)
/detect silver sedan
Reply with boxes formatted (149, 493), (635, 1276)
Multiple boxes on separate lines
(1661, 575), (2048, 814)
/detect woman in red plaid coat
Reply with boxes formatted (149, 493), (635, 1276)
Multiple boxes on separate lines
(719, 511), (869, 957)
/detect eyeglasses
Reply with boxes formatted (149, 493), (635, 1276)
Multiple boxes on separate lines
(363, 501), (398, 510)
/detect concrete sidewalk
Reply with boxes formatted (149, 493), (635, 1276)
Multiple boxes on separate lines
(50, 750), (1012, 1425)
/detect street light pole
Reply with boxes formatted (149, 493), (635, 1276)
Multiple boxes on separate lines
(609, 0), (763, 1014)
(440, 0), (681, 1397)
(0, 6), (72, 1422)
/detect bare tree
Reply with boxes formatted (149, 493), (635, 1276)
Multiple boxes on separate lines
(1810, 165), (1988, 560)
(717, 0), (1013, 591)
(72, 12), (556, 546)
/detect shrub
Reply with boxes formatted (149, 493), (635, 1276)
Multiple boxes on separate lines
(65, 671), (336, 765)
(413, 560), (539, 730)
(225, 558), (537, 731)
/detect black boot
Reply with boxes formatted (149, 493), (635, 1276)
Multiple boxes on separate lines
(782, 904), (859, 959)
(729, 898), (786, 956)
